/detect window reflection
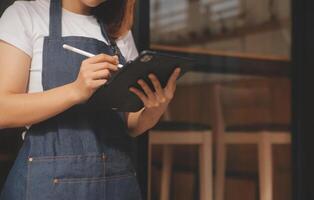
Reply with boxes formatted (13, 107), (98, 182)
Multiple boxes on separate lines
(150, 0), (291, 58)
(149, 0), (291, 200)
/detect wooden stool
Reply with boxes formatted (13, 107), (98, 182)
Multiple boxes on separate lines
(148, 121), (213, 200)
(211, 84), (291, 200)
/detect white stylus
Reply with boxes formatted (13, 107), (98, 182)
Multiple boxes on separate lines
(62, 44), (123, 68)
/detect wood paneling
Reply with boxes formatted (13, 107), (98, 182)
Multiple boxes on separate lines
(168, 77), (290, 126)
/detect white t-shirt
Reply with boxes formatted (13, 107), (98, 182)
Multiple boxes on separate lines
(0, 0), (139, 93)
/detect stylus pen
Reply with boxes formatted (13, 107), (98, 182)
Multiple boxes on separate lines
(63, 44), (123, 68)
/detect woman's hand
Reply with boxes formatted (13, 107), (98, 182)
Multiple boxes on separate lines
(129, 68), (181, 112)
(71, 53), (119, 103)
(126, 68), (181, 136)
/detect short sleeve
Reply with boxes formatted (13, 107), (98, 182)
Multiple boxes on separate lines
(119, 30), (139, 61)
(0, 3), (33, 57)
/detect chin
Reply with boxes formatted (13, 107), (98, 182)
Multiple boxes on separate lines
(81, 0), (105, 7)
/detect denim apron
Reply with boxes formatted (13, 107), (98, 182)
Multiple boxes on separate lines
(0, 0), (142, 199)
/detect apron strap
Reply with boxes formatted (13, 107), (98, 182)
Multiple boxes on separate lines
(49, 0), (62, 38)
(98, 21), (127, 65)
(48, 0), (127, 64)
(98, 20), (111, 45)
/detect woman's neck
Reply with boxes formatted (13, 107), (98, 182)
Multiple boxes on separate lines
(62, 0), (91, 15)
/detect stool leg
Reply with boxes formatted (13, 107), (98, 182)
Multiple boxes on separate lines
(215, 134), (226, 200)
(258, 133), (273, 200)
(160, 145), (173, 200)
(199, 133), (213, 200)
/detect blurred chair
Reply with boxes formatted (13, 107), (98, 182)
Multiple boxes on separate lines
(148, 111), (213, 200)
(211, 84), (291, 200)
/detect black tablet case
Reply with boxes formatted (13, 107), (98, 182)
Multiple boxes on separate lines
(87, 50), (195, 112)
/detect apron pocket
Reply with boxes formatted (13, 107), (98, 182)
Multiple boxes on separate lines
(27, 154), (106, 200)
(52, 173), (142, 200)
(53, 177), (106, 200)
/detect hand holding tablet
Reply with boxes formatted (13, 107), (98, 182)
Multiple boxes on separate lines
(87, 50), (196, 112)
(62, 44), (195, 111)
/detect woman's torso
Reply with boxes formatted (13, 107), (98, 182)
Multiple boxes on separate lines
(0, 0), (138, 93)
(0, 1), (143, 199)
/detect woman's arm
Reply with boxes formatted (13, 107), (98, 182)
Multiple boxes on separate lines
(126, 68), (181, 137)
(0, 41), (119, 128)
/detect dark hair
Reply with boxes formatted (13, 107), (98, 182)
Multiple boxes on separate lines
(92, 0), (136, 40)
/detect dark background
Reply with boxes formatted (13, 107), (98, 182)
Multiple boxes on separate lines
(291, 0), (314, 199)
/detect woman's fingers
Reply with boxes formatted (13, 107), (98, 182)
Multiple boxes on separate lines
(87, 53), (119, 65)
(137, 79), (156, 102)
(91, 79), (108, 88)
(90, 62), (119, 72)
(130, 69), (181, 108)
(166, 68), (181, 91)
(129, 87), (149, 105)
(84, 62), (118, 81)
(91, 69), (111, 80)
(148, 74), (166, 102)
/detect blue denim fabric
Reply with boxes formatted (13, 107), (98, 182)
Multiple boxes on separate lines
(0, 0), (142, 199)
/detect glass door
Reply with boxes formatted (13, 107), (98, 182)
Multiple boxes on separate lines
(134, 0), (293, 199)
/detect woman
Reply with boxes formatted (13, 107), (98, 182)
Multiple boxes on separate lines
(0, 0), (180, 199)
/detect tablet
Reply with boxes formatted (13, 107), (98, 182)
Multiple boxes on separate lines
(88, 50), (196, 112)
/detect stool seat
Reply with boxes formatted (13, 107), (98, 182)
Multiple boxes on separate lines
(152, 121), (211, 131)
(226, 123), (290, 132)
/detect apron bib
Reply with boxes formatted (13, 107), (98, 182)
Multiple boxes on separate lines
(0, 0), (142, 199)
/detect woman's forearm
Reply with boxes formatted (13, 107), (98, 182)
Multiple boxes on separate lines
(0, 83), (79, 128)
(128, 104), (168, 137)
